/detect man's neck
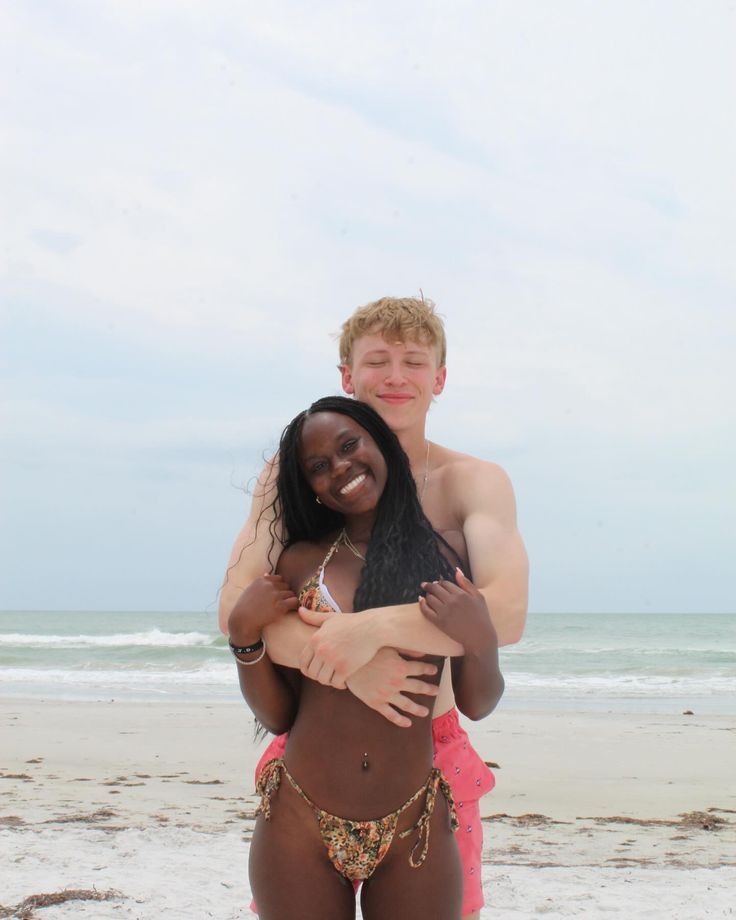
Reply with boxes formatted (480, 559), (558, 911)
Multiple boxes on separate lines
(396, 425), (430, 474)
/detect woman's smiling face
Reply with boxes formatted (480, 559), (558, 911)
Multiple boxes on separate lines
(298, 411), (388, 517)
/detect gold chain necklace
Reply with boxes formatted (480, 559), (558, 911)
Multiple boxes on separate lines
(420, 440), (431, 499)
(340, 529), (366, 562)
(340, 443), (430, 562)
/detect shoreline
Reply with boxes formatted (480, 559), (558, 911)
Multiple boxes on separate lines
(2, 700), (734, 917)
(3, 700), (735, 820)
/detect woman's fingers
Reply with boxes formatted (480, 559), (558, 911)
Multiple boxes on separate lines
(419, 587), (456, 617)
(421, 580), (452, 601)
(454, 568), (480, 596)
(278, 591), (299, 612)
(418, 596), (439, 619)
(439, 579), (466, 596)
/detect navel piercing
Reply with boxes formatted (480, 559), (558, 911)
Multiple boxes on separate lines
(362, 752), (369, 770)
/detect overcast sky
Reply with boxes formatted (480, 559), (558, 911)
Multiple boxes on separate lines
(2, 1), (734, 615)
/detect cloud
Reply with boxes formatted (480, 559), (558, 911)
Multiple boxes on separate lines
(2, 0), (734, 610)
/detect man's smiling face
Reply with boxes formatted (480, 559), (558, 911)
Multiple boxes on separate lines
(341, 331), (447, 435)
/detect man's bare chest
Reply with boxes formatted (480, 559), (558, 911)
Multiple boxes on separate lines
(420, 474), (469, 569)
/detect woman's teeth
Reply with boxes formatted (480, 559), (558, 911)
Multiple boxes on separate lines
(340, 473), (366, 495)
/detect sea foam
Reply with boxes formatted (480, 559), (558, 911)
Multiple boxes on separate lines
(0, 629), (215, 648)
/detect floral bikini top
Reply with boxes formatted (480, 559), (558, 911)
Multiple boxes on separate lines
(297, 533), (347, 614)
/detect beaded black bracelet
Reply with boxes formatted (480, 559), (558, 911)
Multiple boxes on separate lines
(228, 637), (264, 656)
(232, 637), (267, 667)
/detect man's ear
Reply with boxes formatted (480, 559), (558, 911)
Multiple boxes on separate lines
(340, 364), (355, 395)
(432, 365), (447, 396)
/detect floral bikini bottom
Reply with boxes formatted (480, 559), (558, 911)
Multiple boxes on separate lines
(255, 758), (458, 882)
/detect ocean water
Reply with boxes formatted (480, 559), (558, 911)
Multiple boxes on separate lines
(0, 611), (734, 713)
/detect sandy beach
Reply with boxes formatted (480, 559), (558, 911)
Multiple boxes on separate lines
(2, 700), (734, 918)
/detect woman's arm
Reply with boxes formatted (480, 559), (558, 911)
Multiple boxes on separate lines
(232, 647), (300, 736)
(227, 573), (301, 734)
(419, 571), (504, 721)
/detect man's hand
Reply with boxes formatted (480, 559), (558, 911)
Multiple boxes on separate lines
(298, 607), (381, 687)
(419, 569), (498, 654)
(345, 648), (440, 728)
(227, 575), (298, 646)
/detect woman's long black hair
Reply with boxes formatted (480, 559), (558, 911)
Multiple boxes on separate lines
(268, 396), (457, 610)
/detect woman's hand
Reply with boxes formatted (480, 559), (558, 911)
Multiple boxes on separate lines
(227, 575), (299, 646)
(419, 569), (498, 654)
(421, 570), (504, 720)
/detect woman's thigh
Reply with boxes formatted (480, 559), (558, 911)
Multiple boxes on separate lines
(360, 797), (462, 920)
(249, 784), (356, 920)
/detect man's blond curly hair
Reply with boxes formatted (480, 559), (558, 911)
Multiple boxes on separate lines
(338, 295), (447, 367)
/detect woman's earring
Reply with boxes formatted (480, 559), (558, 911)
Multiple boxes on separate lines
(315, 496), (322, 504)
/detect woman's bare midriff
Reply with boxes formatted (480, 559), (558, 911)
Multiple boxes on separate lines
(284, 656), (445, 820)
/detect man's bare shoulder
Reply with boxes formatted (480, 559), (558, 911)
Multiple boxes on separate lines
(432, 443), (515, 496)
(428, 442), (517, 530)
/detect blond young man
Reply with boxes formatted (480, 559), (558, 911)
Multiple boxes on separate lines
(221, 297), (528, 919)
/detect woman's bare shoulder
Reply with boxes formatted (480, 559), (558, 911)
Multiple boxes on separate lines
(275, 538), (334, 591)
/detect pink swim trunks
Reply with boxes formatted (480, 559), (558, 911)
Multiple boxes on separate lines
(432, 707), (494, 915)
(253, 707), (494, 917)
